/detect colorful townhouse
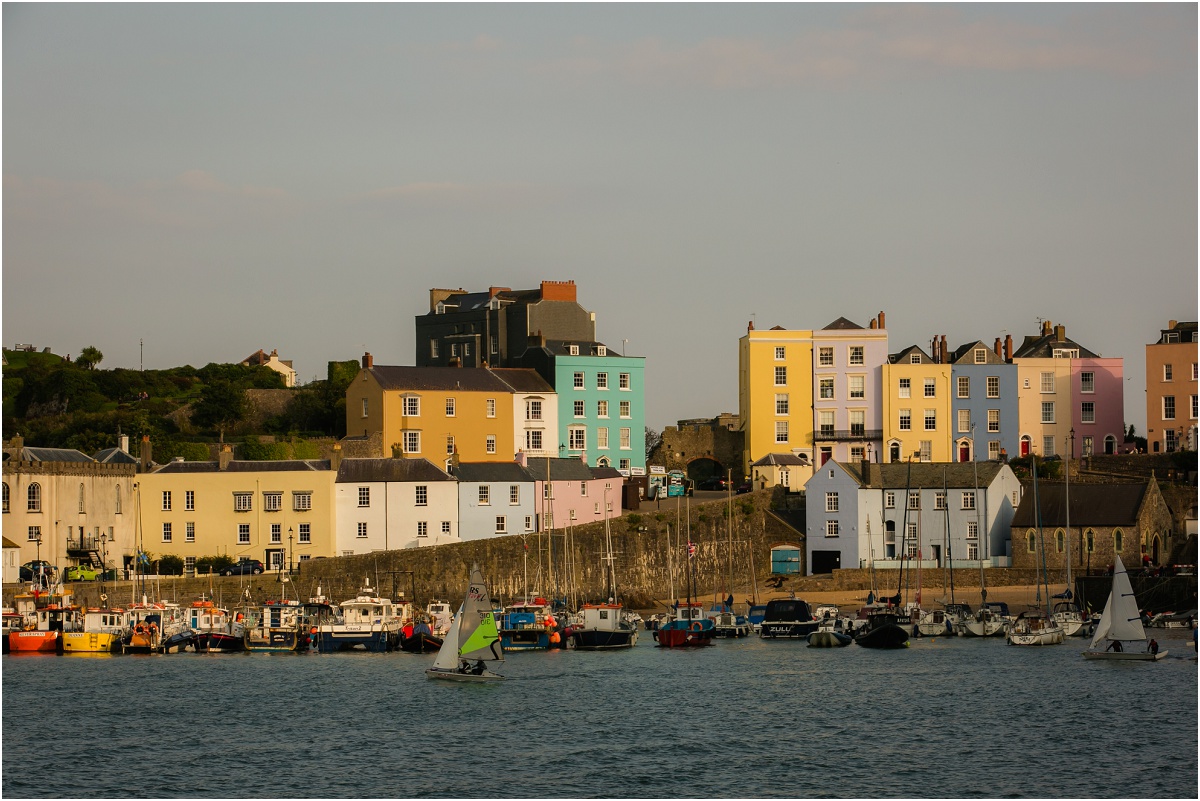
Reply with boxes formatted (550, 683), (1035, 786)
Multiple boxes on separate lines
(811, 314), (889, 466)
(1144, 320), (1197, 453)
(948, 338), (1019, 462)
(489, 367), (561, 460)
(881, 343), (952, 463)
(333, 456), (459, 554)
(139, 445), (337, 572)
(452, 461), (538, 542)
(1012, 321), (1123, 458)
(521, 455), (626, 533)
(803, 459), (1022, 575)
(345, 355), (555, 464)
(737, 322), (814, 478)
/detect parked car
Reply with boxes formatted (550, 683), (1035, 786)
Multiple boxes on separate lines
(735, 482), (753, 495)
(19, 561), (56, 582)
(697, 477), (728, 492)
(64, 565), (99, 582)
(221, 559), (265, 576)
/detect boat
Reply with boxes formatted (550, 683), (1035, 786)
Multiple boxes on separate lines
(958, 601), (1010, 637)
(1147, 611), (1196, 629)
(188, 600), (246, 653)
(654, 601), (715, 647)
(62, 607), (127, 654)
(425, 601), (454, 636)
(399, 616), (443, 653)
(426, 565), (505, 682)
(1084, 555), (1168, 661)
(807, 617), (853, 647)
(7, 590), (81, 653)
(747, 603), (767, 632)
(853, 604), (910, 648)
(708, 596), (752, 638)
(245, 599), (308, 653)
(2, 607), (27, 653)
(499, 596), (556, 650)
(1052, 443), (1089, 638)
(572, 506), (639, 650)
(313, 581), (406, 652)
(916, 606), (958, 637)
(758, 597), (819, 639)
(1007, 458), (1064, 647)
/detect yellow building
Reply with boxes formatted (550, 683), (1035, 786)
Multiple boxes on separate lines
(136, 445), (337, 572)
(738, 323), (814, 476)
(881, 346), (953, 463)
(1012, 322), (1085, 458)
(345, 355), (549, 463)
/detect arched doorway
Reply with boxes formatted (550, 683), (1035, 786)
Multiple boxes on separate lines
(1104, 435), (1116, 455)
(686, 457), (723, 483)
(1152, 535), (1160, 564)
(889, 441), (901, 463)
(958, 439), (971, 462)
(1020, 435), (1031, 457)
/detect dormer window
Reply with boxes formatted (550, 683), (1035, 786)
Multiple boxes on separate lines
(597, 345), (607, 356)
(488, 297), (501, 310)
(974, 348), (987, 364)
(910, 353), (921, 364)
(1052, 348), (1079, 358)
(568, 344), (579, 356)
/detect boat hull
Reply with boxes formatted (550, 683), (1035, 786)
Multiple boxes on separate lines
(62, 632), (122, 653)
(807, 630), (852, 647)
(759, 621), (819, 639)
(1006, 629), (1065, 646)
(313, 630), (396, 652)
(194, 632), (247, 653)
(959, 619), (1007, 637)
(499, 630), (550, 650)
(425, 667), (504, 682)
(854, 624), (909, 649)
(400, 633), (443, 653)
(572, 628), (638, 650)
(1083, 649), (1168, 661)
(8, 631), (59, 653)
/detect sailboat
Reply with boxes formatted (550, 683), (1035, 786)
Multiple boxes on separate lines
(959, 437), (1005, 637)
(426, 565), (505, 682)
(1083, 555), (1167, 661)
(571, 498), (639, 649)
(1007, 457), (1064, 646)
(1052, 449), (1089, 637)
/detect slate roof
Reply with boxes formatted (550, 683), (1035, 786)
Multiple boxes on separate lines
(538, 341), (623, 358)
(837, 461), (1007, 490)
(453, 462), (535, 483)
(888, 345), (933, 364)
(524, 457), (597, 481)
(94, 447), (139, 465)
(367, 366), (516, 393)
(822, 317), (864, 330)
(16, 447), (94, 463)
(949, 340), (1005, 365)
(154, 460), (331, 474)
(489, 368), (555, 393)
(1154, 321), (1198, 344)
(1011, 332), (1098, 359)
(336, 458), (452, 483)
(590, 466), (625, 480)
(751, 453), (810, 467)
(1011, 482), (1147, 528)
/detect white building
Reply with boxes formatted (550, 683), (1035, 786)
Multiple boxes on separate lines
(491, 368), (560, 459)
(334, 457), (459, 554)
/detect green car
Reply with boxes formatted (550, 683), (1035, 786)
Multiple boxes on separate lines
(64, 565), (99, 582)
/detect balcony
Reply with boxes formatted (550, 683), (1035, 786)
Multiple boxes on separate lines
(815, 429), (882, 442)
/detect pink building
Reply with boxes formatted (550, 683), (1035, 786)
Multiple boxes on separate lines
(1072, 358), (1124, 456)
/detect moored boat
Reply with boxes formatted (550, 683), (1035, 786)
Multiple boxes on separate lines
(758, 597), (818, 639)
(499, 597), (556, 651)
(1006, 610), (1065, 646)
(63, 608), (127, 653)
(853, 604), (910, 649)
(572, 603), (639, 650)
(425, 601), (453, 636)
(245, 599), (308, 652)
(807, 617), (853, 647)
(958, 602), (1010, 637)
(314, 581), (405, 652)
(400, 617), (443, 653)
(188, 600), (246, 653)
(654, 601), (715, 647)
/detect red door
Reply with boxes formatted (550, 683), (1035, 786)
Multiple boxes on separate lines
(959, 443), (970, 462)
(1020, 437), (1031, 457)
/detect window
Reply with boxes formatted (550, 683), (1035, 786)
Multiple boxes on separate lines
(910, 353), (921, 365)
(162, 491), (172, 511)
(358, 487), (370, 507)
(819, 377), (835, 399)
(923, 378), (936, 398)
(967, 521), (978, 540)
(1082, 436), (1094, 456)
(957, 376), (970, 399)
(908, 493), (920, 510)
(415, 485), (428, 506)
(299, 523), (311, 543)
(962, 491), (976, 510)
(185, 556), (196, 574)
(186, 522), (195, 542)
(1194, 363), (1199, 381)
(1055, 530), (1064, 553)
(442, 521), (452, 537)
(115, 485), (121, 515)
(185, 490), (194, 511)
(487, 399), (496, 418)
(958, 409), (970, 433)
(404, 431), (421, 454)
(1081, 402), (1095, 424)
(988, 409), (1000, 433)
(825, 520), (840, 538)
(774, 366), (787, 386)
(849, 375), (864, 399)
(490, 337), (498, 355)
(403, 395), (420, 416)
(264, 492), (282, 512)
(1163, 396), (1176, 420)
(357, 522), (368, 539)
(162, 523), (172, 543)
(966, 544), (979, 561)
(935, 492), (946, 510)
(526, 429), (543, 451)
(271, 524), (281, 544)
(819, 411), (834, 437)
(885, 492), (895, 509)
(238, 524), (250, 544)
(293, 492), (312, 511)
(568, 344), (579, 356)
(775, 394), (789, 415)
(569, 427), (586, 450)
(510, 485), (520, 505)
(924, 409), (937, 431)
(27, 525), (40, 541)
(431, 340), (439, 358)
(478, 486), (490, 505)
(574, 400), (586, 418)
(526, 399), (542, 420)
(486, 435), (496, 454)
(850, 445), (865, 461)
(464, 342), (471, 358)
(906, 529), (918, 558)
(825, 492), (839, 512)
(1040, 372), (1055, 393)
(597, 428), (609, 449)
(446, 435), (456, 455)
(898, 378), (911, 398)
(1192, 395), (1198, 420)
(899, 409), (911, 431)
(573, 372), (585, 389)
(1043, 436), (1055, 457)
(974, 348), (987, 364)
(525, 516), (533, 532)
(619, 401), (631, 418)
(1164, 364), (1173, 381)
(78, 483), (85, 514)
(596, 372), (608, 390)
(849, 410), (865, 436)
(1041, 402), (1055, 424)
(445, 398), (455, 417)
(1081, 372), (1094, 393)
(986, 376), (1000, 398)
(597, 400), (608, 417)
(819, 347), (834, 366)
(775, 346), (786, 360)
(494, 516), (507, 534)
(1085, 530), (1094, 553)
(361, 398), (369, 418)
(849, 346), (864, 365)
(620, 427), (631, 449)
(1114, 529), (1123, 552)
(919, 441), (932, 462)
(234, 493), (253, 512)
(581, 482), (589, 497)
(619, 373), (630, 390)
(1027, 531), (1037, 553)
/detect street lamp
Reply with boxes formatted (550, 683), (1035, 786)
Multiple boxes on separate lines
(288, 527), (294, 574)
(35, 532), (43, 587)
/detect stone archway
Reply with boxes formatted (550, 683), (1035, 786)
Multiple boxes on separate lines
(686, 457), (724, 482)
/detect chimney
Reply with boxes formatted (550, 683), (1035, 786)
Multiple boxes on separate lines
(8, 433), (24, 459)
(1042, 320), (1052, 336)
(331, 443), (342, 472)
(1168, 319), (1178, 330)
(861, 458), (871, 484)
(139, 436), (152, 473)
(1004, 334), (1013, 361)
(878, 311), (885, 329)
(869, 318), (877, 329)
(362, 352), (373, 370)
(994, 337), (1002, 358)
(515, 451), (527, 467)
(747, 320), (755, 332)
(391, 442), (404, 459)
(931, 337), (938, 363)
(118, 434), (129, 454)
(539, 280), (577, 302)
(1054, 324), (1065, 342)
(218, 444), (233, 471)
(488, 286), (511, 298)
(941, 335), (948, 364)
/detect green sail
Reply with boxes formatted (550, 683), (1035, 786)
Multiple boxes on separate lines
(460, 611), (502, 661)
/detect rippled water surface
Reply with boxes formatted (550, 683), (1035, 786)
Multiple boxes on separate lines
(4, 632), (1196, 798)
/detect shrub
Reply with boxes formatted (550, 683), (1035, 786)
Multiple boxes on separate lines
(158, 555), (184, 576)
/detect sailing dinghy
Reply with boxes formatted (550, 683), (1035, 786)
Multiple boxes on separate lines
(426, 565), (505, 682)
(1083, 555), (1167, 661)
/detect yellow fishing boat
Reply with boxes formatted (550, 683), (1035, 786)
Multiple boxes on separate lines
(62, 608), (127, 653)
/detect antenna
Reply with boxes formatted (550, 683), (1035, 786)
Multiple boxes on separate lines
(139, 338), (143, 372)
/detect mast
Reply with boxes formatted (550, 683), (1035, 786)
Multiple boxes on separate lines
(943, 466), (953, 604)
(1033, 456), (1050, 614)
(1064, 429), (1073, 600)
(726, 469), (734, 610)
(603, 489), (616, 601)
(972, 424), (986, 606)
(899, 453), (915, 604)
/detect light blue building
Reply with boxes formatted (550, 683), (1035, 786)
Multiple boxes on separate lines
(517, 339), (646, 474)
(948, 340), (1020, 462)
(452, 461), (538, 541)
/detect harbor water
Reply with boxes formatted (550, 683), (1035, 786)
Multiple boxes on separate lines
(3, 632), (1196, 798)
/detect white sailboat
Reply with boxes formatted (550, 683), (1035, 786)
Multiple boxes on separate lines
(1084, 555), (1167, 661)
(1007, 457), (1064, 646)
(426, 565), (505, 682)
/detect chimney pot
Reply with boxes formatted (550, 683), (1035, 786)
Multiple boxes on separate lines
(941, 335), (948, 364)
(747, 320), (755, 332)
(994, 337), (1002, 357)
(1004, 334), (1013, 361)
(362, 352), (373, 369)
(1042, 320), (1052, 336)
(878, 311), (885, 329)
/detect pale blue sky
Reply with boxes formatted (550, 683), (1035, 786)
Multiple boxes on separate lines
(4, 3), (1195, 433)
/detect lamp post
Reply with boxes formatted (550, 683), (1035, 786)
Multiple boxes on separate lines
(35, 532), (43, 588)
(100, 532), (108, 596)
(288, 527), (294, 574)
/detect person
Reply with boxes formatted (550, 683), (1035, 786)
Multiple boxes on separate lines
(1106, 640), (1122, 652)
(1149, 638), (1159, 655)
(460, 660), (472, 673)
(472, 660), (485, 675)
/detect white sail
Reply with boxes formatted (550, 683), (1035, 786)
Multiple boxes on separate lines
(459, 565), (503, 663)
(1089, 555), (1147, 647)
(429, 607), (463, 672)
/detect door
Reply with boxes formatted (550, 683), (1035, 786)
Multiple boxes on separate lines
(811, 550), (841, 574)
(1020, 436), (1031, 457)
(959, 442), (971, 462)
(931, 544), (942, 567)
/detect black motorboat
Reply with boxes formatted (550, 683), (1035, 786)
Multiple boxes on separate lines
(852, 605), (910, 648)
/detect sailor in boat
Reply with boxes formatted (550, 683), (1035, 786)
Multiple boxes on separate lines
(1106, 640), (1123, 653)
(459, 659), (486, 675)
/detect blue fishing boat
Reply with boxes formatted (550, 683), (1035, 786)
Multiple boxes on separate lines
(499, 597), (555, 650)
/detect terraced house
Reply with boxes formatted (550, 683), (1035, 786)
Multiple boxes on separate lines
(1144, 319), (1197, 453)
(948, 338), (1019, 463)
(881, 343), (952, 464)
(334, 456), (458, 554)
(737, 322), (814, 478)
(810, 313), (889, 466)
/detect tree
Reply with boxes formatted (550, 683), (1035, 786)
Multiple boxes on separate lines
(77, 346), (104, 370)
(191, 381), (246, 437)
(645, 427), (663, 463)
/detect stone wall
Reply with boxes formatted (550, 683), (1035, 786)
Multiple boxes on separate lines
(653, 416), (745, 479)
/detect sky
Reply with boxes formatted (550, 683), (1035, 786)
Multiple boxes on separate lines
(3, 3), (1196, 434)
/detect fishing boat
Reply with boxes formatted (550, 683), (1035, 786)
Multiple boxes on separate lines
(654, 601), (715, 647)
(314, 581), (405, 652)
(958, 601), (1010, 637)
(499, 596), (556, 650)
(572, 506), (639, 650)
(853, 604), (910, 648)
(1, 607), (26, 653)
(426, 565), (505, 682)
(400, 616), (443, 653)
(1083, 555), (1168, 661)
(8, 590), (81, 653)
(189, 600), (246, 653)
(245, 599), (307, 653)
(425, 601), (454, 636)
(63, 607), (127, 654)
(758, 597), (819, 639)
